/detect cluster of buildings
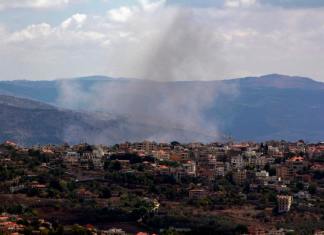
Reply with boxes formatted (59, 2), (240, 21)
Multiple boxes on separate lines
(0, 214), (24, 234)
(0, 213), (157, 235)
(31, 141), (321, 206)
(0, 214), (54, 235)
(3, 140), (324, 202)
(0, 139), (324, 234)
(107, 141), (323, 208)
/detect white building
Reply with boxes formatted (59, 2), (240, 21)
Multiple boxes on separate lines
(231, 155), (244, 169)
(277, 195), (293, 213)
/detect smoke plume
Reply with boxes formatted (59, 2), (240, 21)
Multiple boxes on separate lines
(58, 5), (237, 144)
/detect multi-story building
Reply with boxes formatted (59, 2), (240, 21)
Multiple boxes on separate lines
(255, 170), (269, 183)
(248, 225), (266, 235)
(63, 151), (80, 166)
(215, 161), (225, 177)
(182, 161), (196, 176)
(287, 156), (307, 173)
(276, 165), (294, 182)
(133, 141), (157, 153)
(233, 169), (247, 185)
(231, 155), (244, 169)
(255, 155), (268, 169)
(277, 195), (292, 213)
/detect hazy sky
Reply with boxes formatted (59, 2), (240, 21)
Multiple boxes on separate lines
(0, 0), (324, 81)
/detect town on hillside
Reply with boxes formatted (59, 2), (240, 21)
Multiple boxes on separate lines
(0, 140), (324, 235)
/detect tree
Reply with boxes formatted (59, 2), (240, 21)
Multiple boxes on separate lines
(235, 224), (248, 234)
(70, 225), (90, 235)
(171, 141), (180, 146)
(264, 144), (269, 154)
(109, 161), (122, 171)
(308, 184), (317, 195)
(268, 167), (276, 176)
(170, 141), (181, 149)
(161, 229), (181, 235)
(296, 182), (304, 191)
(100, 188), (111, 198)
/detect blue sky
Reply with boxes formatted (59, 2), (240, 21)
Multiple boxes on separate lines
(0, 0), (324, 81)
(260, 0), (324, 8)
(2, 0), (324, 29)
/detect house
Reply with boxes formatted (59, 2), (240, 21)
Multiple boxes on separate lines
(198, 154), (217, 170)
(182, 161), (196, 176)
(255, 170), (269, 185)
(103, 228), (126, 235)
(311, 164), (324, 172)
(4, 141), (17, 148)
(9, 184), (25, 193)
(0, 215), (24, 234)
(189, 189), (207, 200)
(294, 191), (310, 200)
(248, 225), (266, 235)
(233, 169), (247, 185)
(287, 156), (307, 172)
(231, 155), (244, 169)
(30, 182), (47, 191)
(153, 150), (170, 160)
(215, 165), (225, 177)
(92, 158), (104, 170)
(157, 165), (171, 175)
(133, 141), (157, 153)
(255, 155), (268, 169)
(276, 165), (294, 182)
(0, 221), (24, 233)
(277, 195), (293, 213)
(77, 188), (97, 200)
(267, 228), (288, 235)
(275, 184), (289, 193)
(314, 230), (324, 235)
(63, 151), (80, 166)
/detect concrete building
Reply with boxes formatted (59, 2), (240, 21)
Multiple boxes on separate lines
(231, 155), (244, 169)
(277, 195), (292, 213)
(233, 169), (247, 185)
(189, 189), (207, 200)
(276, 165), (294, 181)
(182, 161), (196, 176)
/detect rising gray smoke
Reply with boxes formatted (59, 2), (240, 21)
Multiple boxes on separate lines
(139, 8), (224, 81)
(58, 7), (237, 144)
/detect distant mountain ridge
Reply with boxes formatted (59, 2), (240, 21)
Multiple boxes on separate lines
(0, 94), (216, 145)
(0, 94), (54, 110)
(0, 74), (323, 144)
(227, 74), (324, 89)
(1, 74), (323, 104)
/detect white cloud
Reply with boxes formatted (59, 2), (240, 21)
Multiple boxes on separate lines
(138, 0), (166, 12)
(8, 23), (52, 42)
(0, 0), (73, 9)
(61, 13), (87, 29)
(225, 0), (257, 8)
(107, 6), (134, 22)
(107, 0), (167, 23)
(0, 1), (324, 81)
